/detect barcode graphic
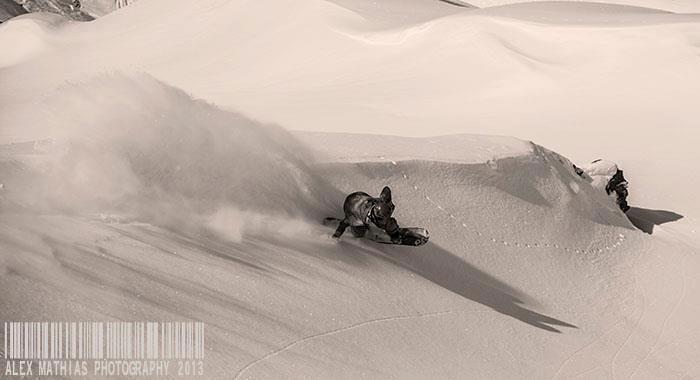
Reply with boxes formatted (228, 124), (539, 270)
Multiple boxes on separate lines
(3, 322), (204, 360)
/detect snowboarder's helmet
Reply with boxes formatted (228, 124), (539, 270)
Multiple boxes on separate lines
(371, 202), (392, 225)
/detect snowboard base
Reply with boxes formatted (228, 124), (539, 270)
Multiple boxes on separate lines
(324, 218), (429, 247)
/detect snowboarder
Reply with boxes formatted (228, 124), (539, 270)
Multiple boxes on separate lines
(575, 159), (630, 213)
(605, 168), (630, 212)
(332, 186), (402, 242)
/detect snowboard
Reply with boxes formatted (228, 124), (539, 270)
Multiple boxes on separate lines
(323, 217), (429, 247)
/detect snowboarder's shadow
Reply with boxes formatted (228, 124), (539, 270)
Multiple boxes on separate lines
(375, 243), (577, 333)
(626, 207), (683, 234)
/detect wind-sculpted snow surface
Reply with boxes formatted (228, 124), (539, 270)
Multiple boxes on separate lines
(1, 0), (699, 378)
(0, 129), (648, 379)
(0, 75), (341, 236)
(2, 123), (696, 379)
(0, 12), (68, 67)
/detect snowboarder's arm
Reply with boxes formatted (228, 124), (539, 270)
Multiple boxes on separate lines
(333, 220), (349, 238)
(383, 217), (401, 242)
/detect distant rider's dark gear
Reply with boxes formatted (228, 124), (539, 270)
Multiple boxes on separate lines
(333, 186), (401, 241)
(606, 169), (630, 213)
(574, 160), (631, 213)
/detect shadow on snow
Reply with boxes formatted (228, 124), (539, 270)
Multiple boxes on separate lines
(627, 207), (683, 234)
(375, 243), (577, 333)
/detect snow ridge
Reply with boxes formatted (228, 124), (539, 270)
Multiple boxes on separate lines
(375, 155), (627, 254)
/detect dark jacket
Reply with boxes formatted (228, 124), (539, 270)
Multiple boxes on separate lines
(606, 169), (630, 212)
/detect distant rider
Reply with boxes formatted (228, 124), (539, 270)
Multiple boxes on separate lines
(575, 159), (630, 213)
(605, 169), (630, 213)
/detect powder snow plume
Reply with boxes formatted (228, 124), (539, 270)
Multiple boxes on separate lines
(0, 74), (342, 236)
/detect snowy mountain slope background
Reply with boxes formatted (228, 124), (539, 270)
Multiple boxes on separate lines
(3, 0), (93, 21)
(0, 0), (26, 23)
(1, 0), (699, 379)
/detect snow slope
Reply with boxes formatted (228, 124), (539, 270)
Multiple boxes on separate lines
(1, 0), (699, 379)
(3, 0), (699, 215)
